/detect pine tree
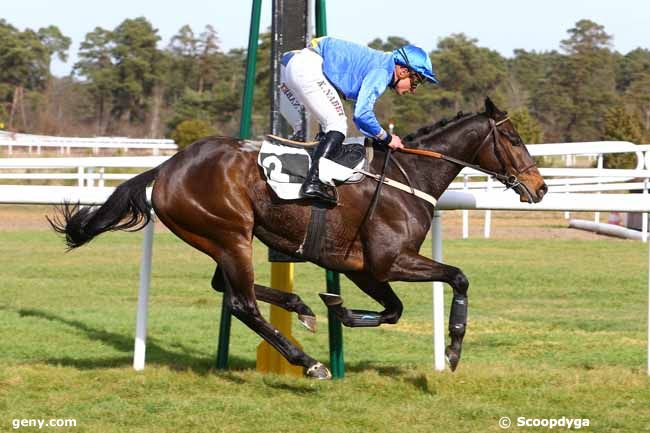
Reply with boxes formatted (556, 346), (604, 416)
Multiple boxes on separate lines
(602, 105), (643, 168)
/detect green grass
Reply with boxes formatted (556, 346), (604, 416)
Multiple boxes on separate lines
(1, 229), (649, 432)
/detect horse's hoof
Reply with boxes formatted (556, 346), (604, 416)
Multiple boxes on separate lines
(445, 346), (461, 372)
(319, 292), (344, 307)
(298, 314), (317, 333)
(304, 362), (331, 380)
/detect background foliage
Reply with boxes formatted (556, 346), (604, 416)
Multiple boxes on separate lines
(0, 18), (648, 147)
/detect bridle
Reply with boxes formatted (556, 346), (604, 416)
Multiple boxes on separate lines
(365, 116), (537, 220)
(400, 117), (536, 197)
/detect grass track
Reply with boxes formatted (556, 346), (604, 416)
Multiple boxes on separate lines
(1, 229), (649, 432)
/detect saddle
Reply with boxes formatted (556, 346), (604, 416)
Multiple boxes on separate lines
(257, 135), (369, 200)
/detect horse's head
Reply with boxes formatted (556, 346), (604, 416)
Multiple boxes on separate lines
(478, 97), (547, 203)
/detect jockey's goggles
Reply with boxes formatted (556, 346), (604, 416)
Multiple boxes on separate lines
(409, 72), (424, 91)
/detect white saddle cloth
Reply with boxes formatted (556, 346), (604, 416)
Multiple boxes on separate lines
(257, 140), (365, 200)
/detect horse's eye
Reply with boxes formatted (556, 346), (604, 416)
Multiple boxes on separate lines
(507, 133), (522, 146)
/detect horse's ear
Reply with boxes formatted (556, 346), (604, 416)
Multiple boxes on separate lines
(484, 97), (505, 119)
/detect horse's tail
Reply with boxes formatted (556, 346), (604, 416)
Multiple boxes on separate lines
(48, 167), (160, 249)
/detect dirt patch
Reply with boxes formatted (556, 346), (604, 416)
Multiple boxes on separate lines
(0, 204), (621, 241)
(0, 205), (171, 232)
(439, 210), (611, 240)
(1, 205), (54, 231)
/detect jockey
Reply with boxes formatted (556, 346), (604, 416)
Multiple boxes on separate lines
(279, 36), (438, 204)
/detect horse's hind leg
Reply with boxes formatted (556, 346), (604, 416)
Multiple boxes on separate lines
(219, 245), (331, 379)
(211, 267), (317, 332)
(386, 253), (469, 372)
(318, 272), (403, 328)
(151, 215), (327, 378)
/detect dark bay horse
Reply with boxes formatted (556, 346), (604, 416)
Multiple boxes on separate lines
(49, 98), (547, 379)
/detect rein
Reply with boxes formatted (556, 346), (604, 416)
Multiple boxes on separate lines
(362, 115), (535, 220)
(399, 117), (525, 191)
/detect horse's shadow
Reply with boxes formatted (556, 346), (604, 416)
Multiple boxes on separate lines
(17, 308), (255, 378)
(18, 308), (434, 391)
(346, 361), (406, 377)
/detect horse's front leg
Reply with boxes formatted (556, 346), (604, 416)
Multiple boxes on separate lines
(384, 253), (469, 372)
(344, 272), (403, 325)
(317, 272), (403, 327)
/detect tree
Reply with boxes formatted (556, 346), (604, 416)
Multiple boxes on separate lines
(74, 27), (117, 134)
(164, 27), (244, 136)
(37, 25), (71, 69)
(197, 25), (222, 93)
(507, 49), (557, 109)
(558, 20), (619, 141)
(510, 107), (543, 144)
(430, 34), (507, 112)
(171, 118), (216, 149)
(0, 20), (49, 89)
(617, 48), (650, 137)
(249, 31), (272, 136)
(75, 18), (164, 134)
(526, 51), (574, 142)
(166, 24), (200, 101)
(368, 36), (409, 52)
(110, 17), (164, 124)
(602, 105), (643, 168)
(169, 25), (198, 57)
(0, 20), (64, 130)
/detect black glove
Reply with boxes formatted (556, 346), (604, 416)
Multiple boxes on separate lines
(373, 131), (392, 149)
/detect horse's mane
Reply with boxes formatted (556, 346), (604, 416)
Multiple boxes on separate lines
(404, 111), (480, 143)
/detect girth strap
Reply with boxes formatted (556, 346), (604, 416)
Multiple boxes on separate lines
(297, 203), (328, 261)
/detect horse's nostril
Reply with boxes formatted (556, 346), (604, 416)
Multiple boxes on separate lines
(538, 183), (548, 198)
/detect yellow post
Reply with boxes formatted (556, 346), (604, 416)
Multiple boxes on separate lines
(256, 262), (303, 376)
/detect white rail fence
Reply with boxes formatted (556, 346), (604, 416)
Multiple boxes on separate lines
(0, 131), (177, 156)
(0, 156), (170, 187)
(2, 141), (650, 375)
(451, 142), (650, 240)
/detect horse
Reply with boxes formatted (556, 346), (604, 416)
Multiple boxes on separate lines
(49, 97), (547, 379)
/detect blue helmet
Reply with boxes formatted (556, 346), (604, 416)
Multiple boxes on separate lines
(393, 45), (438, 84)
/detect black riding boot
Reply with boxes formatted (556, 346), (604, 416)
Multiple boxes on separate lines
(300, 130), (345, 204)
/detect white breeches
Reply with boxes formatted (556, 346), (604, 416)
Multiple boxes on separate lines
(280, 48), (348, 137)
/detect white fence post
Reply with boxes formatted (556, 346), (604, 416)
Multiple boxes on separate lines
(462, 175), (469, 239)
(133, 217), (155, 371)
(641, 179), (648, 242)
(564, 182), (571, 220)
(431, 210), (446, 371)
(484, 177), (492, 238)
(77, 166), (84, 187)
(87, 167), (95, 188)
(595, 154), (603, 223)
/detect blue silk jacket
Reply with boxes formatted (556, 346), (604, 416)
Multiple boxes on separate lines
(312, 37), (395, 140)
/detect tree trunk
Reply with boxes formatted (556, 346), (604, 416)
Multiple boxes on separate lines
(8, 86), (18, 130)
(96, 96), (105, 136)
(10, 86), (28, 131)
(148, 85), (163, 138)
